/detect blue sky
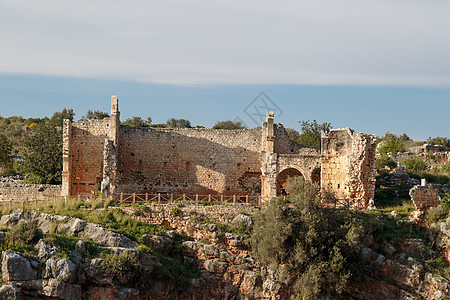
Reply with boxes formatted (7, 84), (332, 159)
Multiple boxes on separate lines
(0, 1), (449, 140)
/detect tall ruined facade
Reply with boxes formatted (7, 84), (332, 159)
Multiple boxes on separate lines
(62, 96), (376, 208)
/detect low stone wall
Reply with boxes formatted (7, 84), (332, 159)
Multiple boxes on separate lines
(123, 203), (259, 229)
(409, 184), (440, 212)
(0, 184), (62, 202)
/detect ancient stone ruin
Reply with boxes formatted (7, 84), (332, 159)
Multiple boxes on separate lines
(62, 96), (376, 208)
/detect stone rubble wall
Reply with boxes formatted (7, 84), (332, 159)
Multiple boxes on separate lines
(116, 127), (263, 195)
(0, 184), (61, 202)
(409, 184), (441, 212)
(67, 119), (113, 197)
(321, 128), (376, 209)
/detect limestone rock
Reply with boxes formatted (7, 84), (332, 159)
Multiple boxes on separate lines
(142, 234), (173, 250)
(231, 214), (254, 233)
(35, 239), (60, 263)
(0, 284), (20, 300)
(0, 209), (24, 226)
(204, 259), (228, 273)
(17, 278), (82, 300)
(43, 258), (77, 283)
(2, 251), (35, 282)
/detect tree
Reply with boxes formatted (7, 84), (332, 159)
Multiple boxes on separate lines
(378, 133), (405, 155)
(166, 118), (192, 128)
(294, 120), (332, 148)
(251, 177), (364, 299)
(427, 136), (450, 148)
(285, 128), (301, 142)
(212, 120), (247, 130)
(122, 117), (147, 127)
(0, 135), (12, 170)
(83, 110), (109, 120)
(145, 117), (152, 126)
(50, 108), (74, 127)
(23, 124), (62, 184)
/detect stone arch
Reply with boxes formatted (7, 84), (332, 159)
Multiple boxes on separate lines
(311, 167), (321, 185)
(276, 168), (304, 196)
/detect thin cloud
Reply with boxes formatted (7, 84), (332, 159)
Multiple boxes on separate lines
(1, 0), (449, 86)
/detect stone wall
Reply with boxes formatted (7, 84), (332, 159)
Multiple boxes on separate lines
(0, 184), (61, 201)
(116, 127), (263, 195)
(62, 97), (376, 209)
(409, 183), (441, 212)
(321, 128), (377, 209)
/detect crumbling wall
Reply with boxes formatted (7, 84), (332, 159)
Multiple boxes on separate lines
(409, 183), (440, 213)
(321, 128), (376, 209)
(116, 127), (262, 195)
(0, 184), (61, 201)
(65, 119), (113, 197)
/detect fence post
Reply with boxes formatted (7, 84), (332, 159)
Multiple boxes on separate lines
(220, 194), (223, 202)
(258, 196), (261, 206)
(133, 193), (136, 205)
(145, 193), (148, 203)
(233, 195), (236, 204)
(120, 193), (123, 203)
(195, 194), (198, 202)
(208, 194), (211, 202)
(9, 199), (12, 210)
(183, 193), (186, 201)
(246, 195), (249, 204)
(158, 193), (161, 204)
(171, 193), (174, 203)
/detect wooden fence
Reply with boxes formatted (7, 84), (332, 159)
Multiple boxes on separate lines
(115, 192), (262, 206)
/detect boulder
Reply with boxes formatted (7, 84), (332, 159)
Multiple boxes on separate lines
(0, 285), (20, 300)
(0, 209), (25, 226)
(35, 239), (60, 263)
(231, 214), (254, 233)
(2, 251), (35, 281)
(43, 258), (77, 283)
(203, 259), (228, 273)
(143, 234), (173, 250)
(17, 278), (82, 300)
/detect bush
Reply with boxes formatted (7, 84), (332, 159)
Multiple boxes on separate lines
(378, 133), (405, 155)
(375, 155), (397, 171)
(425, 205), (450, 224)
(401, 157), (428, 174)
(251, 177), (365, 298)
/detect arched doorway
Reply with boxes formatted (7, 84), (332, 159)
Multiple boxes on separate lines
(311, 167), (321, 185)
(277, 168), (303, 196)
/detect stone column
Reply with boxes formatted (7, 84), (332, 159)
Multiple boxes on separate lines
(261, 112), (278, 203)
(101, 139), (117, 199)
(110, 95), (120, 146)
(61, 119), (72, 197)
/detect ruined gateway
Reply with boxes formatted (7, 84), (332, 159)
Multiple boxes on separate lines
(62, 96), (376, 208)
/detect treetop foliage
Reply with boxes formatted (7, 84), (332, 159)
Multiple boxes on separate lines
(122, 116), (148, 127)
(212, 120), (247, 130)
(50, 108), (74, 127)
(83, 110), (110, 120)
(166, 118), (192, 128)
(287, 120), (332, 148)
(378, 133), (405, 155)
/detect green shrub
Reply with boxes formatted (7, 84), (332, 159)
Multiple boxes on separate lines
(2, 220), (41, 252)
(251, 177), (365, 298)
(375, 155), (397, 171)
(426, 205), (450, 224)
(101, 251), (137, 276)
(401, 157), (428, 174)
(170, 207), (181, 217)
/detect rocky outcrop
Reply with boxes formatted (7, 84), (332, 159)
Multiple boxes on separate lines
(0, 209), (138, 248)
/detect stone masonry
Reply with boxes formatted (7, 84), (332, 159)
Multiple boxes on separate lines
(409, 181), (441, 213)
(62, 96), (376, 208)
